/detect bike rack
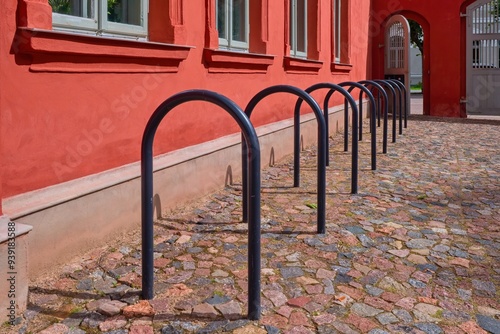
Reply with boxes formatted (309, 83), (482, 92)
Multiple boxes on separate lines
(242, 85), (327, 234)
(374, 80), (398, 143)
(384, 80), (404, 136)
(358, 80), (389, 154)
(302, 83), (359, 194)
(388, 79), (409, 129)
(299, 83), (351, 167)
(373, 87), (382, 128)
(339, 82), (377, 171)
(140, 90), (263, 320)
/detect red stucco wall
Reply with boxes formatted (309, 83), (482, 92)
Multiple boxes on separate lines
(371, 0), (469, 117)
(1, 0), (372, 199)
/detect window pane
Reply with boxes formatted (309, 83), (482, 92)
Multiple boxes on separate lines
(49, 0), (94, 19)
(232, 0), (246, 43)
(296, 0), (306, 53)
(108, 0), (142, 26)
(217, 0), (227, 39)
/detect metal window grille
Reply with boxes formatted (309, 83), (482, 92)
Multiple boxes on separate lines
(471, 0), (500, 68)
(387, 22), (405, 69)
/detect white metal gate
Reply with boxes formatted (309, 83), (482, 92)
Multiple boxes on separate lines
(385, 15), (411, 113)
(466, 0), (500, 115)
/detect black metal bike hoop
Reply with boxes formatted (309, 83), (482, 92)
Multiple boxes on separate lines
(358, 80), (389, 154)
(388, 79), (409, 129)
(241, 85), (327, 234)
(339, 81), (377, 171)
(140, 90), (262, 320)
(382, 80), (404, 136)
(304, 83), (360, 194)
(374, 80), (398, 143)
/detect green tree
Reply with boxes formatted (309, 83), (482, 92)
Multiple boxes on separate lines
(408, 19), (423, 55)
(491, 0), (500, 21)
(49, 0), (122, 21)
(49, 0), (70, 15)
(108, 0), (121, 22)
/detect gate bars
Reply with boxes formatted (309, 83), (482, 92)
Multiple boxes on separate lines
(140, 80), (407, 320)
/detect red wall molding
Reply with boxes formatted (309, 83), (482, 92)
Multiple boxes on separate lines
(16, 28), (192, 73)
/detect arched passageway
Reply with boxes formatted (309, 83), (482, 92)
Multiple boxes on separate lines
(371, 0), (476, 118)
(380, 11), (430, 116)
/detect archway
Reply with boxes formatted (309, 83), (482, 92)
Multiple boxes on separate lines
(373, 1), (478, 118)
(381, 11), (430, 116)
(399, 12), (429, 116)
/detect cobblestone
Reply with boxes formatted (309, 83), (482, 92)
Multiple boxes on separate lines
(4, 117), (500, 333)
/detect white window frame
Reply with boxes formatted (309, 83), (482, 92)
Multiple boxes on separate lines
(334, 0), (341, 62)
(290, 0), (307, 58)
(217, 0), (249, 51)
(51, 0), (148, 39)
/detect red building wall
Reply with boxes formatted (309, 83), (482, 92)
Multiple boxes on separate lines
(1, 0), (373, 201)
(371, 0), (471, 118)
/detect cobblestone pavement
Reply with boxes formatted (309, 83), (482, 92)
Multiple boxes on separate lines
(3, 116), (500, 334)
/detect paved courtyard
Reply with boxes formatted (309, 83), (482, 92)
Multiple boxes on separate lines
(3, 116), (499, 334)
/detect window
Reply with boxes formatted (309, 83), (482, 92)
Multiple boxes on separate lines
(334, 0), (341, 62)
(289, 0), (307, 58)
(50, 0), (148, 38)
(217, 0), (249, 50)
(331, 0), (350, 67)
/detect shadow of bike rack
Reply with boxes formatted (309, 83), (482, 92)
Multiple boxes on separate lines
(358, 80), (389, 154)
(242, 85), (327, 234)
(140, 90), (262, 320)
(339, 81), (377, 171)
(388, 79), (409, 129)
(374, 80), (398, 143)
